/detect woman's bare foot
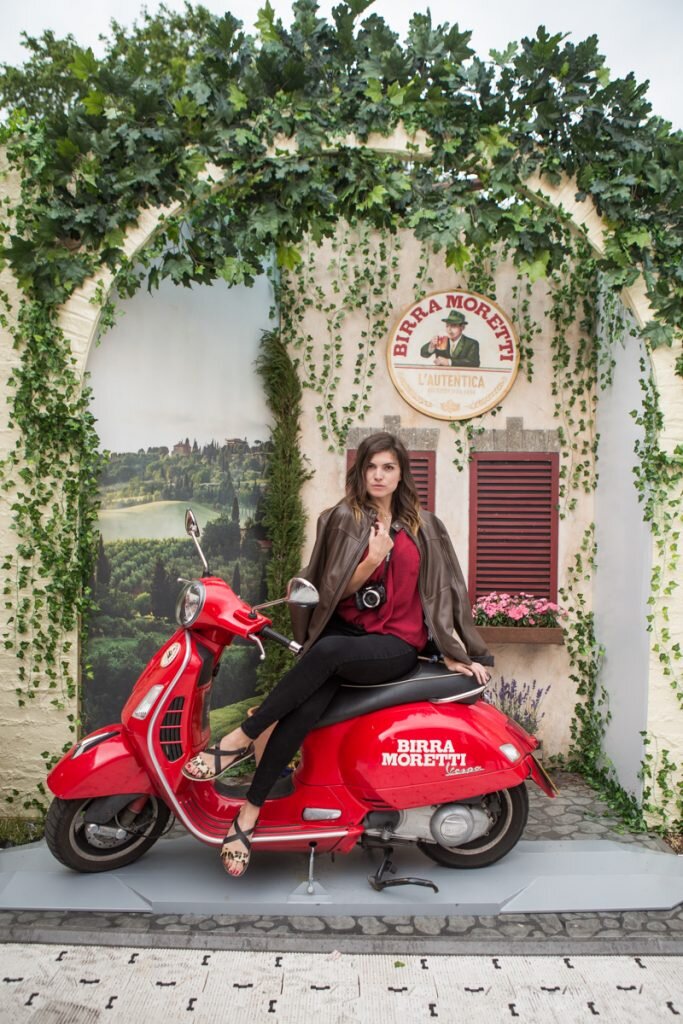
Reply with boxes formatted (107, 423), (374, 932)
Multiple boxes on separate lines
(220, 803), (260, 877)
(182, 726), (254, 781)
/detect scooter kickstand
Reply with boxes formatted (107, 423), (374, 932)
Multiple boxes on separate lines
(306, 841), (316, 894)
(288, 842), (332, 902)
(368, 846), (439, 893)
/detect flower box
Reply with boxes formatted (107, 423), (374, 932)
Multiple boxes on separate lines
(477, 625), (564, 645)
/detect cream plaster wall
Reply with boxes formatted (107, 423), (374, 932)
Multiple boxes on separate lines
(298, 232), (587, 561)
(0, 139), (679, 816)
(295, 229), (588, 756)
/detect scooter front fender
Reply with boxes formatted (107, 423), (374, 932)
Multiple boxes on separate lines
(47, 726), (155, 800)
(525, 753), (559, 797)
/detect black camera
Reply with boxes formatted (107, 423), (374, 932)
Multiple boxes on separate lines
(354, 582), (387, 611)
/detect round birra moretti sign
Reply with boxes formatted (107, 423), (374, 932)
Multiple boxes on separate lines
(387, 290), (520, 420)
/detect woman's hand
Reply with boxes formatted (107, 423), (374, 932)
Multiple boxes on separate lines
(443, 656), (490, 686)
(339, 521), (394, 599)
(367, 521), (393, 566)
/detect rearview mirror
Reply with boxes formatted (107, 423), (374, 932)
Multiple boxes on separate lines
(285, 577), (319, 607)
(185, 508), (200, 538)
(252, 576), (319, 614)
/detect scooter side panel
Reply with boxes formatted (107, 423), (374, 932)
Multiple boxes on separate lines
(296, 720), (353, 786)
(243, 779), (366, 854)
(333, 701), (536, 807)
(47, 729), (155, 799)
(121, 628), (201, 728)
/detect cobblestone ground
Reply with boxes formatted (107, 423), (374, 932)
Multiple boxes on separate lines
(0, 774), (680, 954)
(524, 772), (670, 851)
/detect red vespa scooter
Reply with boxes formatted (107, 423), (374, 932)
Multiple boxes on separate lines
(46, 509), (556, 889)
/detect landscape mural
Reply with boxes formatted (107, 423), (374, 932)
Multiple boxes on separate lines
(86, 437), (271, 731)
(84, 273), (274, 732)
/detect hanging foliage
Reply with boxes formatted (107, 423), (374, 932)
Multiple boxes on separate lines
(0, 1), (680, 341)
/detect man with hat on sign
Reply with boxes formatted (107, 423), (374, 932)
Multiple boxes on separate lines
(420, 310), (481, 367)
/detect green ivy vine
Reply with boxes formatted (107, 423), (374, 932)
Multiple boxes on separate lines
(0, 303), (103, 715)
(547, 231), (599, 515)
(280, 222), (402, 451)
(632, 361), (683, 829)
(633, 362), (683, 709)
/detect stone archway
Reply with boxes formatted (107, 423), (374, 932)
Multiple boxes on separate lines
(0, 130), (680, 812)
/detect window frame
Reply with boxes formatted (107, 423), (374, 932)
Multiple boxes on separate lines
(468, 450), (560, 601)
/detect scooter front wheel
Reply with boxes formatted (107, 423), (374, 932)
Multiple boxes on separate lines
(45, 795), (172, 873)
(418, 784), (528, 869)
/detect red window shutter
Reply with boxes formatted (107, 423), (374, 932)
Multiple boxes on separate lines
(346, 449), (435, 512)
(469, 452), (559, 601)
(406, 451), (435, 512)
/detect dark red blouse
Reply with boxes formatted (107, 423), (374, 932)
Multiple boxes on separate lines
(335, 528), (428, 650)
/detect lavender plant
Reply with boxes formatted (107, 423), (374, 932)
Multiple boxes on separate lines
(486, 676), (551, 734)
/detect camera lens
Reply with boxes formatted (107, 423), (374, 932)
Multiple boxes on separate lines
(363, 589), (381, 608)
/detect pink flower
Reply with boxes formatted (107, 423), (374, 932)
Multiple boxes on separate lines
(474, 590), (565, 628)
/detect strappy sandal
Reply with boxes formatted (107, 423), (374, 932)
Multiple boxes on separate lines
(181, 742), (255, 782)
(220, 817), (255, 877)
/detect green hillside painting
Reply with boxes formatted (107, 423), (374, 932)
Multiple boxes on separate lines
(85, 439), (271, 731)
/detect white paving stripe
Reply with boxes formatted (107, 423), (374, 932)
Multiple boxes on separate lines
(0, 945), (681, 1023)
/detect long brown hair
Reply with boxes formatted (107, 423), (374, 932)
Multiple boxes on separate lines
(345, 432), (423, 534)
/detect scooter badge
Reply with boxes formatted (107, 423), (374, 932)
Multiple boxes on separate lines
(160, 642), (182, 668)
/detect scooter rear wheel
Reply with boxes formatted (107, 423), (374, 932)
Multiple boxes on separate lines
(418, 783), (528, 869)
(45, 795), (171, 873)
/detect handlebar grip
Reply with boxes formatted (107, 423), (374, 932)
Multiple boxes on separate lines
(260, 625), (302, 654)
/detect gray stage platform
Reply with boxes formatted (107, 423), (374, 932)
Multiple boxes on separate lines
(1, 835), (682, 918)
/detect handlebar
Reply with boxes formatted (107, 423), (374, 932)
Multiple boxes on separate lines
(260, 625), (302, 655)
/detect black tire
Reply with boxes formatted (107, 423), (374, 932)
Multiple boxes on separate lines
(45, 795), (171, 873)
(418, 784), (529, 869)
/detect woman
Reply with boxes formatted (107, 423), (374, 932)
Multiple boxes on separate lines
(183, 432), (491, 876)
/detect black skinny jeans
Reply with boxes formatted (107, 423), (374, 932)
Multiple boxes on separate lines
(240, 623), (418, 807)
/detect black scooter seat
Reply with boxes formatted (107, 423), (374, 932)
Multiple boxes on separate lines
(314, 659), (485, 730)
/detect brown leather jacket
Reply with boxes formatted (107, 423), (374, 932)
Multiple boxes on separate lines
(290, 501), (492, 665)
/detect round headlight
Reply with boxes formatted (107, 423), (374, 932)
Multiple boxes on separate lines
(176, 581), (206, 626)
